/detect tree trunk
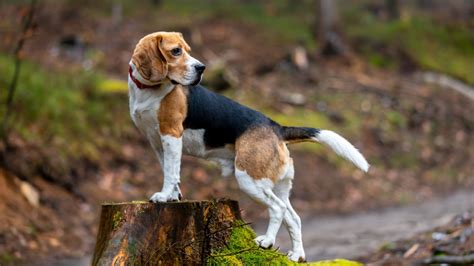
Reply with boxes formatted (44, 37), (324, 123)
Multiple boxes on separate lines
(92, 199), (241, 265)
(386, 0), (400, 20)
(317, 0), (347, 56)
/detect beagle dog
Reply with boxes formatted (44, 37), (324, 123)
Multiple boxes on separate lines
(128, 31), (369, 262)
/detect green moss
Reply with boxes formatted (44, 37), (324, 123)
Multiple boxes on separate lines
(208, 221), (362, 265)
(131, 200), (149, 204)
(208, 221), (295, 265)
(112, 211), (123, 230)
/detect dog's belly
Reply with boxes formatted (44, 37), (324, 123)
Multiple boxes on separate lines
(182, 129), (235, 176)
(182, 129), (206, 157)
(182, 129), (235, 159)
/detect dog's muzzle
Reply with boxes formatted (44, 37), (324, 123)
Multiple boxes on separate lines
(192, 64), (206, 85)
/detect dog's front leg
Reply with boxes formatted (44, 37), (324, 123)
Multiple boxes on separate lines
(150, 135), (183, 202)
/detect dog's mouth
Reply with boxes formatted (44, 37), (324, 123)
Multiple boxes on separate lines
(191, 75), (203, 86)
(170, 74), (203, 86)
(170, 79), (200, 86)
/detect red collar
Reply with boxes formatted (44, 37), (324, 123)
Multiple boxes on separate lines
(128, 66), (162, 90)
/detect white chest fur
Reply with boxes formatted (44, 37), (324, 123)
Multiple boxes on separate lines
(128, 77), (175, 155)
(128, 77), (171, 134)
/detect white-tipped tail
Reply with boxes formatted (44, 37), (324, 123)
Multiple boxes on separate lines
(312, 130), (370, 172)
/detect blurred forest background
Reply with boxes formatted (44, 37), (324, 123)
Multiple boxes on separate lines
(0, 0), (473, 264)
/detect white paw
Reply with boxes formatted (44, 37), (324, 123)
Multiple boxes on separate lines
(287, 249), (306, 262)
(149, 192), (170, 202)
(149, 191), (179, 203)
(254, 235), (275, 249)
(149, 184), (182, 203)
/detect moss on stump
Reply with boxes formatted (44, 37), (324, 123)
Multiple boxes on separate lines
(209, 221), (362, 266)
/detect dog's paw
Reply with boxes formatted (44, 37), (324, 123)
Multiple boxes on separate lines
(287, 249), (306, 262)
(254, 235), (275, 249)
(149, 185), (182, 203)
(149, 192), (173, 203)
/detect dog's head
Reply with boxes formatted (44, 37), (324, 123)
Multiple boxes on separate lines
(132, 31), (205, 86)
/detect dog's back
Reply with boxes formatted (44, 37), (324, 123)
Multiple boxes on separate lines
(184, 85), (279, 149)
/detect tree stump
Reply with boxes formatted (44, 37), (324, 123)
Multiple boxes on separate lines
(92, 199), (241, 265)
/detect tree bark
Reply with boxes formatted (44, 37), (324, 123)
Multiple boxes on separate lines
(92, 199), (241, 265)
(317, 0), (347, 56)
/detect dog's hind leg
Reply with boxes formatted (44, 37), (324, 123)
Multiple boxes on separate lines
(234, 126), (289, 249)
(234, 168), (286, 249)
(274, 160), (306, 262)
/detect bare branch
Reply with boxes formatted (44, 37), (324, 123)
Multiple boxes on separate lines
(1, 0), (38, 147)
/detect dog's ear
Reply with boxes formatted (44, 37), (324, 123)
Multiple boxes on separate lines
(132, 34), (168, 83)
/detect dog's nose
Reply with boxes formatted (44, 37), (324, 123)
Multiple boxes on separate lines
(194, 64), (206, 73)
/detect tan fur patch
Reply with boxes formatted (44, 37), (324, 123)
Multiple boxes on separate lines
(167, 61), (189, 81)
(235, 127), (289, 182)
(158, 85), (188, 137)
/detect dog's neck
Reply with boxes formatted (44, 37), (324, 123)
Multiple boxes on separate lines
(129, 61), (167, 90)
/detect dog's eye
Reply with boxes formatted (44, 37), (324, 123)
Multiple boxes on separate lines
(171, 48), (182, 56)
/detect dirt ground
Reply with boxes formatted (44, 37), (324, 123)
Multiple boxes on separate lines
(361, 205), (473, 265)
(0, 2), (473, 264)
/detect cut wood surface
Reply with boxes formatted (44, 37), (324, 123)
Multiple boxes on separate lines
(92, 199), (241, 265)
